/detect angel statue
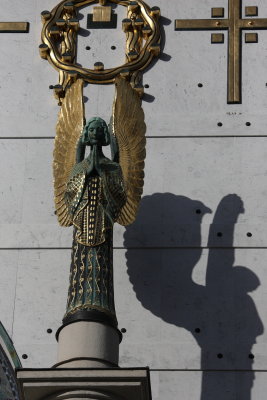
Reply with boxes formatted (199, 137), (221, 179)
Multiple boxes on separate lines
(53, 77), (146, 328)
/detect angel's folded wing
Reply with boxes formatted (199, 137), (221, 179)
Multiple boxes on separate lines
(112, 76), (146, 226)
(53, 79), (84, 226)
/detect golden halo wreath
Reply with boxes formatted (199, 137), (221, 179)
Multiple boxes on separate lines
(40, 0), (161, 95)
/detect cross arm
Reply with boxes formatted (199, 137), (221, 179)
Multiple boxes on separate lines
(239, 18), (267, 29)
(175, 19), (229, 30)
(0, 22), (29, 33)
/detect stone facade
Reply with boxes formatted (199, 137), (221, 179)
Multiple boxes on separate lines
(1, 0), (267, 399)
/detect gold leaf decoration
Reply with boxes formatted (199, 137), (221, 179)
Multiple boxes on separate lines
(53, 79), (84, 226)
(112, 76), (146, 226)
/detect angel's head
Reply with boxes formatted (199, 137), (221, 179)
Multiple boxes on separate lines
(82, 117), (110, 147)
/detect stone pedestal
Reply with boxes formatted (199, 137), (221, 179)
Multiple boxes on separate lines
(16, 315), (153, 400)
(17, 368), (152, 400)
(55, 321), (121, 368)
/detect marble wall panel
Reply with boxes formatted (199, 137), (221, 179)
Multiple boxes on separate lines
(0, 138), (266, 248)
(150, 370), (267, 400)
(1, 248), (266, 371)
(144, 0), (267, 136)
(11, 249), (70, 367)
(0, 251), (19, 337)
(1, 1), (267, 137)
(0, 1), (58, 138)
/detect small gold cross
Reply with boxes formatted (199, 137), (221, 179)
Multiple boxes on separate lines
(175, 0), (267, 104)
(0, 22), (29, 33)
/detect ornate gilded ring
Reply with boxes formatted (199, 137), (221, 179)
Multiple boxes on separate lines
(40, 0), (161, 87)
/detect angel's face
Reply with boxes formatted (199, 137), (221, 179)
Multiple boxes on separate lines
(84, 121), (106, 145)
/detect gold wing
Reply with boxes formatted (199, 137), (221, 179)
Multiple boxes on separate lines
(53, 79), (84, 226)
(112, 76), (146, 226)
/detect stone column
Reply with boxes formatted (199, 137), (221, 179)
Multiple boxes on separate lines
(55, 320), (121, 368)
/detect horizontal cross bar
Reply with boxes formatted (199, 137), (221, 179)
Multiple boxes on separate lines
(239, 18), (267, 29)
(175, 19), (229, 30)
(0, 22), (29, 33)
(175, 18), (267, 31)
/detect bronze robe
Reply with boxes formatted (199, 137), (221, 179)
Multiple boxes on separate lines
(63, 157), (126, 323)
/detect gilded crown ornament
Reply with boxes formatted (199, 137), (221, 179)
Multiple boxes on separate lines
(40, 0), (161, 103)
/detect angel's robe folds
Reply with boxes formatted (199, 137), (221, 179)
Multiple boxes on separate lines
(65, 157), (126, 246)
(63, 157), (126, 321)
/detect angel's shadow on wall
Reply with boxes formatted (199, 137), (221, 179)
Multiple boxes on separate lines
(124, 193), (263, 400)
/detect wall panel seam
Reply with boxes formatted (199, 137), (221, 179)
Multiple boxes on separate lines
(150, 369), (267, 372)
(0, 136), (267, 139)
(0, 246), (266, 250)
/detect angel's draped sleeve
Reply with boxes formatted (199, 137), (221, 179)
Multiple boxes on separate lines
(64, 172), (86, 219)
(102, 162), (127, 224)
(64, 161), (87, 220)
(63, 159), (126, 247)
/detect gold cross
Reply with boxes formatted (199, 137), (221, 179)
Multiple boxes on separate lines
(0, 22), (29, 33)
(175, 0), (267, 104)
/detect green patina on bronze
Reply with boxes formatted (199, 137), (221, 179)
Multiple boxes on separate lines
(0, 322), (21, 400)
(65, 228), (116, 321)
(63, 118), (126, 325)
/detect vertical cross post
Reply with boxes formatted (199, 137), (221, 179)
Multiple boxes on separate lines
(175, 0), (267, 103)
